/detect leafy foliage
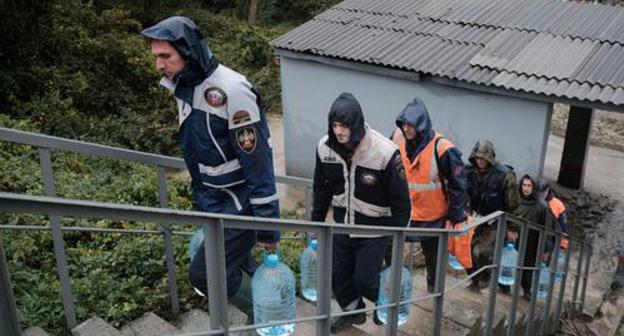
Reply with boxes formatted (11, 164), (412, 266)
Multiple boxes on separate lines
(0, 0), (333, 334)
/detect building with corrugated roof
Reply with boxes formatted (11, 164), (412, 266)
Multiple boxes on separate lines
(271, 0), (624, 188)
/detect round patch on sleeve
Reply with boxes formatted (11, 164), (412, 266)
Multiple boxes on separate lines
(232, 110), (252, 125)
(236, 127), (257, 154)
(204, 87), (227, 107)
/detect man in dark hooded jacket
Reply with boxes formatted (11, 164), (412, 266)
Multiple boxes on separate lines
(515, 175), (555, 299)
(312, 92), (411, 333)
(141, 16), (280, 317)
(465, 139), (519, 291)
(394, 98), (468, 293)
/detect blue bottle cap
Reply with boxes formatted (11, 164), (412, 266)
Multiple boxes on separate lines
(310, 239), (318, 250)
(265, 254), (279, 267)
(506, 243), (515, 249)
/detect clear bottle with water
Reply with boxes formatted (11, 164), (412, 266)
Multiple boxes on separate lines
(252, 254), (296, 336)
(376, 266), (412, 326)
(498, 243), (518, 286)
(554, 248), (566, 283)
(537, 262), (551, 300)
(300, 239), (318, 302)
(448, 253), (464, 271)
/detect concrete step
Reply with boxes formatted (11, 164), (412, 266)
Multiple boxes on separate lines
(72, 317), (122, 336)
(176, 305), (251, 335)
(120, 312), (181, 336)
(22, 327), (49, 336)
(296, 297), (370, 336)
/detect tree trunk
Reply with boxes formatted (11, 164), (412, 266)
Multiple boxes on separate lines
(248, 0), (258, 25)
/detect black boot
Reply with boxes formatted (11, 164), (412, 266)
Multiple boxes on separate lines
(230, 271), (254, 323)
(330, 312), (366, 333)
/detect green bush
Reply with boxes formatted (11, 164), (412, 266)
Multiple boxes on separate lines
(0, 119), (306, 334)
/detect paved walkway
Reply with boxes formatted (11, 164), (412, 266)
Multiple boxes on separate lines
(544, 134), (624, 200)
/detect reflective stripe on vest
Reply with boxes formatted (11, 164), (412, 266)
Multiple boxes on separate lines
(400, 132), (454, 221)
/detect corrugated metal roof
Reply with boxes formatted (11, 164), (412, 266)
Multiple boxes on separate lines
(272, 0), (624, 106)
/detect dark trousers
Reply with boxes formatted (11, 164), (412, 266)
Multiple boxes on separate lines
(421, 237), (439, 287)
(189, 229), (257, 298)
(520, 229), (540, 294)
(384, 237), (439, 288)
(332, 234), (389, 309)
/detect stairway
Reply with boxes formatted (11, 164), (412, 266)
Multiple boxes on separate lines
(19, 266), (587, 336)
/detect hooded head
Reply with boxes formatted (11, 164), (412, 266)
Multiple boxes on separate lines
(537, 179), (553, 200)
(519, 174), (538, 200)
(395, 98), (434, 156)
(141, 16), (218, 82)
(469, 139), (496, 167)
(327, 92), (366, 151)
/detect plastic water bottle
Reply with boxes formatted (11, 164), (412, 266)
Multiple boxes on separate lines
(189, 229), (203, 262)
(555, 248), (566, 283)
(300, 239), (318, 302)
(252, 254), (296, 336)
(498, 243), (518, 286)
(448, 253), (464, 271)
(537, 262), (551, 300)
(376, 266), (413, 326)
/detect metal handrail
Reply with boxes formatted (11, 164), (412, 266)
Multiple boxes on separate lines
(0, 128), (592, 336)
(0, 192), (591, 336)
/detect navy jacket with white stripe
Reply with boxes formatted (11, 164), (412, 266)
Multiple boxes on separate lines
(142, 16), (279, 243)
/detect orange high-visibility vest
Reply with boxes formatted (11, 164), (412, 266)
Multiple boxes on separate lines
(399, 132), (454, 222)
(549, 197), (566, 219)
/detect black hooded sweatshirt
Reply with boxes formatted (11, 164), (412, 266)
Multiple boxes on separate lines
(311, 93), (411, 230)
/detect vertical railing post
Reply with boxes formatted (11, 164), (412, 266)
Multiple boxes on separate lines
(315, 226), (332, 336)
(542, 234), (560, 335)
(571, 243), (585, 310)
(385, 232), (406, 336)
(507, 219), (529, 336)
(485, 214), (507, 336)
(553, 241), (573, 333)
(579, 245), (592, 313)
(525, 227), (546, 336)
(0, 240), (22, 336)
(157, 166), (180, 316)
(304, 186), (313, 222)
(432, 232), (449, 336)
(408, 242), (415, 273)
(304, 186), (313, 245)
(204, 220), (229, 334)
(38, 147), (76, 330)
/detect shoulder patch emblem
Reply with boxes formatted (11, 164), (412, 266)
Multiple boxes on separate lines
(236, 127), (257, 154)
(204, 87), (227, 107)
(360, 173), (378, 187)
(232, 110), (251, 125)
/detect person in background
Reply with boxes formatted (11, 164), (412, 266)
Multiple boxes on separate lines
(394, 98), (469, 293)
(539, 180), (570, 250)
(311, 92), (411, 333)
(465, 139), (519, 292)
(515, 175), (555, 300)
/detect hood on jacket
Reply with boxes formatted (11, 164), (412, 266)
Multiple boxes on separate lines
(327, 92), (366, 149)
(469, 139), (496, 166)
(395, 98), (435, 156)
(141, 16), (218, 81)
(519, 174), (538, 200)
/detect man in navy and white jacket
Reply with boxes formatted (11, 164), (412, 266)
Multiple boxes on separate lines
(141, 16), (279, 317)
(312, 93), (411, 333)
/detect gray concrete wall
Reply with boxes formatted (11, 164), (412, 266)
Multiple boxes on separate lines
(280, 56), (552, 179)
